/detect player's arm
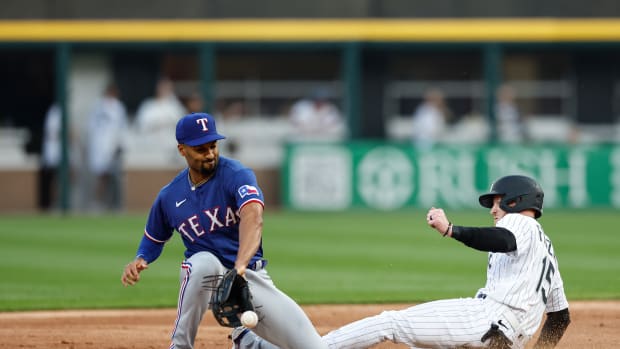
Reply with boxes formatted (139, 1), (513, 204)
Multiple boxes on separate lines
(450, 226), (517, 252)
(426, 207), (516, 252)
(121, 196), (171, 286)
(121, 234), (166, 286)
(532, 308), (571, 349)
(235, 201), (264, 276)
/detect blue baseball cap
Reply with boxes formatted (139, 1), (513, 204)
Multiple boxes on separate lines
(175, 113), (226, 146)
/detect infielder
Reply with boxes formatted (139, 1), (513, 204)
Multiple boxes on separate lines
(121, 112), (326, 349)
(233, 175), (570, 349)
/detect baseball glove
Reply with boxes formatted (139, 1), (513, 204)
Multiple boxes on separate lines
(211, 269), (254, 328)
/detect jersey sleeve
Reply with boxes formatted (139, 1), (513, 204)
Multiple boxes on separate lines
(136, 234), (165, 264)
(230, 168), (265, 212)
(546, 261), (570, 312)
(496, 214), (532, 257)
(137, 193), (174, 263)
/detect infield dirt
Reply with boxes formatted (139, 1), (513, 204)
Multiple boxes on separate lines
(0, 301), (617, 348)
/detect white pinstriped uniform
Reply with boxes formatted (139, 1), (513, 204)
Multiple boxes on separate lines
(320, 213), (569, 349)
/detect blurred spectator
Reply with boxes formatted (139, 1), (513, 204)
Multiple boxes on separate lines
(185, 91), (205, 113)
(39, 104), (84, 212)
(214, 99), (245, 157)
(289, 87), (346, 140)
(86, 83), (129, 211)
(219, 99), (246, 121)
(38, 104), (61, 211)
(134, 77), (187, 138)
(496, 84), (529, 143)
(411, 88), (452, 150)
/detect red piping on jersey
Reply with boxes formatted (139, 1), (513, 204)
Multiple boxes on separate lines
(144, 229), (169, 244)
(238, 198), (265, 215)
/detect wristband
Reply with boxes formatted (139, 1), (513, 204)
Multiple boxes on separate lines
(443, 223), (453, 237)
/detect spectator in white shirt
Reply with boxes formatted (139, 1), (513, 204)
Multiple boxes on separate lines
(86, 83), (129, 211)
(289, 88), (346, 141)
(411, 88), (452, 151)
(135, 78), (187, 139)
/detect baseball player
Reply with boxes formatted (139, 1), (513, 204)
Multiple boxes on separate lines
(121, 112), (326, 349)
(234, 175), (571, 349)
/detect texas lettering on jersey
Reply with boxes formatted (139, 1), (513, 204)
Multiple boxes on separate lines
(176, 206), (239, 242)
(173, 179), (262, 243)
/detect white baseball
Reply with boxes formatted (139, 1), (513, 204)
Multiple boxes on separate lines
(240, 310), (258, 328)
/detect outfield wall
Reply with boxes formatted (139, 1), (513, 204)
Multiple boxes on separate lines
(283, 143), (620, 210)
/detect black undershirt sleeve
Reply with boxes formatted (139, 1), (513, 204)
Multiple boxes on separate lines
(450, 226), (517, 252)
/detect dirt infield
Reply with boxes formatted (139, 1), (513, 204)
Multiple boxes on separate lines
(0, 301), (617, 348)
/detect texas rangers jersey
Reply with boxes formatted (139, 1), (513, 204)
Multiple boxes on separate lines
(136, 156), (265, 269)
(477, 213), (569, 336)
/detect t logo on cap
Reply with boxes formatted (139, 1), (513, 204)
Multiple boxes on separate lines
(195, 117), (210, 131)
(176, 113), (226, 147)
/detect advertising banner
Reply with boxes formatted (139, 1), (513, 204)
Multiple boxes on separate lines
(283, 142), (620, 210)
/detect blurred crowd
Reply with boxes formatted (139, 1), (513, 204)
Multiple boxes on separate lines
(39, 78), (188, 212)
(35, 76), (584, 213)
(36, 77), (348, 213)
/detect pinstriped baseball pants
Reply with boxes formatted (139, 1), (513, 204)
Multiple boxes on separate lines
(322, 297), (529, 349)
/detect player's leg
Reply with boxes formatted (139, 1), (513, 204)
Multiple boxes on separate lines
(322, 298), (490, 349)
(170, 252), (227, 349)
(243, 269), (328, 349)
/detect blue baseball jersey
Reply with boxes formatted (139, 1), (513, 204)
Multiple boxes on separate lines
(136, 156), (265, 269)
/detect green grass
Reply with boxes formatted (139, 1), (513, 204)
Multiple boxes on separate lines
(0, 209), (618, 311)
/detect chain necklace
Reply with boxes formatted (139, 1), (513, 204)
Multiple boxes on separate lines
(188, 172), (213, 191)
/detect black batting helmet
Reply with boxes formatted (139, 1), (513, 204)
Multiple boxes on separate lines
(478, 175), (544, 218)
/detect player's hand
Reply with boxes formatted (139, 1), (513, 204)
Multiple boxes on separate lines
(234, 265), (247, 278)
(426, 207), (451, 236)
(121, 257), (148, 286)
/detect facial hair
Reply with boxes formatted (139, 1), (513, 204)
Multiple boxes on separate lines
(199, 157), (217, 177)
